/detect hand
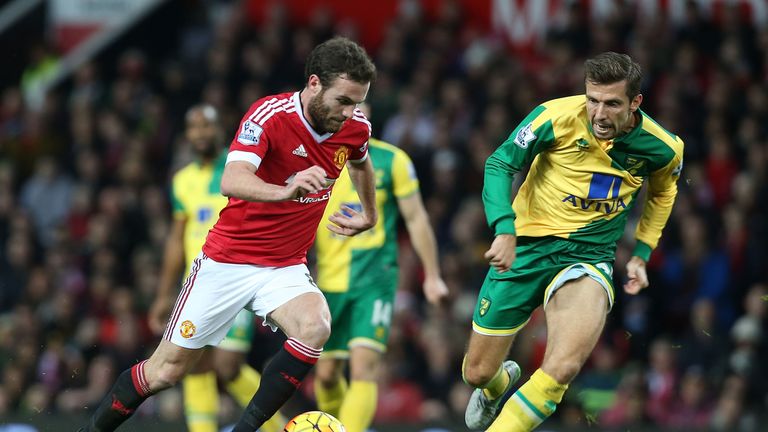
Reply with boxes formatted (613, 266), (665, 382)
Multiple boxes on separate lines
(148, 296), (173, 335)
(485, 234), (516, 274)
(423, 276), (450, 305)
(327, 205), (377, 236)
(624, 256), (648, 294)
(283, 166), (328, 200)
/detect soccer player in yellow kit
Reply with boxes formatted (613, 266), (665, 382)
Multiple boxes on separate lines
(462, 52), (684, 431)
(313, 114), (449, 432)
(147, 104), (284, 432)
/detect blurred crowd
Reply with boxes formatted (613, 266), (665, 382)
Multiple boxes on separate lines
(1, 0), (767, 430)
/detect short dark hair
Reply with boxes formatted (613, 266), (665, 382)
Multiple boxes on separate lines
(584, 52), (642, 100)
(304, 36), (376, 88)
(185, 103), (219, 123)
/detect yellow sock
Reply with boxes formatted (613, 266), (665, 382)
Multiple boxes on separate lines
(225, 365), (286, 432)
(338, 380), (377, 432)
(226, 364), (261, 407)
(488, 369), (568, 432)
(482, 363), (511, 400)
(183, 372), (219, 432)
(314, 375), (348, 418)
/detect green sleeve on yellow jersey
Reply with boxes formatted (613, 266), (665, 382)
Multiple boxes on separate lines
(391, 148), (419, 198)
(483, 105), (556, 236)
(633, 138), (684, 260)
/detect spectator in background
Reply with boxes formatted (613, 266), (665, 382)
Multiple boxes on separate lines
(19, 157), (73, 247)
(658, 214), (733, 330)
(646, 337), (679, 423)
(677, 298), (728, 375)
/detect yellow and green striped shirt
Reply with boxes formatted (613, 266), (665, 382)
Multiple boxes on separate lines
(315, 139), (419, 292)
(484, 95), (684, 261)
(171, 151), (228, 271)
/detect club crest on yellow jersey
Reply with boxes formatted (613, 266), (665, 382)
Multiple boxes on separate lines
(624, 156), (647, 175)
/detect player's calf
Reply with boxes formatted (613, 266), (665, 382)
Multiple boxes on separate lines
(233, 337), (322, 432)
(81, 361), (154, 431)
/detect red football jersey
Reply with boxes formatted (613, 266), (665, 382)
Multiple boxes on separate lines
(203, 91), (371, 266)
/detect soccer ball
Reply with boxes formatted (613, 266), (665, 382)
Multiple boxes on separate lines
(283, 411), (346, 432)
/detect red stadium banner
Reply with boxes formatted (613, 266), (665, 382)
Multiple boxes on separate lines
(245, 0), (490, 50)
(248, 0), (767, 51)
(49, 0), (162, 53)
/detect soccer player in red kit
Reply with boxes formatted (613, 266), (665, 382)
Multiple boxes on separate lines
(80, 37), (378, 432)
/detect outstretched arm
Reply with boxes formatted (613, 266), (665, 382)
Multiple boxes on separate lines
(398, 192), (449, 304)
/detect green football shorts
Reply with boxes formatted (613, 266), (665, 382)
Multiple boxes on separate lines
(472, 236), (615, 336)
(218, 309), (255, 352)
(322, 282), (396, 358)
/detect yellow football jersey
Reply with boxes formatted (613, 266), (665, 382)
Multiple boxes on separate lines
(484, 95), (683, 260)
(171, 151), (228, 270)
(315, 139), (419, 292)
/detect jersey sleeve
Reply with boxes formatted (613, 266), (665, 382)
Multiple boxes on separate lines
(392, 148), (420, 198)
(633, 138), (684, 260)
(348, 109), (372, 163)
(226, 102), (272, 169)
(483, 105), (555, 236)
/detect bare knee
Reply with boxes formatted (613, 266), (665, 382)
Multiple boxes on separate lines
(293, 313), (331, 348)
(271, 293), (332, 349)
(349, 348), (381, 382)
(463, 356), (502, 388)
(542, 359), (582, 384)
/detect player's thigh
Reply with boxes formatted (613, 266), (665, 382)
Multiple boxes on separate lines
(464, 330), (516, 375)
(257, 264), (329, 341)
(542, 273), (608, 375)
(165, 254), (262, 350)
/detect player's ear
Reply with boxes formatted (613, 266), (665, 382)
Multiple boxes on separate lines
(307, 75), (322, 96)
(630, 93), (643, 112)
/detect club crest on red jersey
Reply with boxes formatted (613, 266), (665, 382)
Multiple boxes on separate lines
(333, 146), (350, 169)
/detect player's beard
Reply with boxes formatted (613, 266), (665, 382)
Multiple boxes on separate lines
(308, 91), (345, 134)
(193, 140), (219, 159)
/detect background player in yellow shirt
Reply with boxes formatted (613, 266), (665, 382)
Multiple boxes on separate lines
(313, 105), (449, 432)
(147, 104), (283, 432)
(462, 52), (684, 431)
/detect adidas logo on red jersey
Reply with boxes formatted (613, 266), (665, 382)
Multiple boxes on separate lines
(292, 144), (308, 157)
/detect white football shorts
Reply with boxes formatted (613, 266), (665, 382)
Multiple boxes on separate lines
(163, 252), (322, 349)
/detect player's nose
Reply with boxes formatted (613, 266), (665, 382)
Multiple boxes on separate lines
(594, 103), (608, 119)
